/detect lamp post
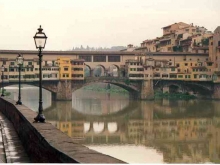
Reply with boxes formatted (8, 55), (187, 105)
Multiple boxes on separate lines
(16, 54), (24, 105)
(33, 25), (47, 122)
(1, 65), (5, 97)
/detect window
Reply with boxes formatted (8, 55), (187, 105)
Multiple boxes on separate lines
(176, 63), (180, 67)
(185, 63), (188, 66)
(93, 56), (106, 62)
(28, 62), (32, 65)
(73, 68), (83, 71)
(170, 74), (177, 78)
(64, 68), (68, 71)
(9, 68), (14, 72)
(10, 62), (15, 65)
(178, 75), (183, 78)
(108, 56), (120, 62)
(171, 68), (175, 71)
(79, 55), (92, 62)
(137, 68), (144, 71)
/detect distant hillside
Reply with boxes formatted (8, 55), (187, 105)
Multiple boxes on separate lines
(71, 45), (127, 51)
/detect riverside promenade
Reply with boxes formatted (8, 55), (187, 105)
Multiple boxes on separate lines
(0, 111), (30, 163)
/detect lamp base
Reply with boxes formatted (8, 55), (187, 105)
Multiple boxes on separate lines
(34, 114), (46, 123)
(16, 100), (22, 105)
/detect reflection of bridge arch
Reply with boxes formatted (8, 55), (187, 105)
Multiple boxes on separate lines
(84, 122), (118, 134)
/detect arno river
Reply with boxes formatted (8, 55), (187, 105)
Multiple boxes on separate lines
(5, 85), (220, 164)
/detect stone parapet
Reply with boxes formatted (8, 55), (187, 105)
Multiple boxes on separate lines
(0, 98), (125, 163)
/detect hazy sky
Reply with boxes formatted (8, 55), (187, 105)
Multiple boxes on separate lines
(0, 0), (219, 50)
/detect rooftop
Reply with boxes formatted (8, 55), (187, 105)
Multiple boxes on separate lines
(146, 52), (208, 56)
(162, 22), (189, 29)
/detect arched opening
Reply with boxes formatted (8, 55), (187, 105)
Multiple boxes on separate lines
(169, 85), (180, 93)
(93, 65), (106, 77)
(84, 122), (91, 133)
(93, 122), (104, 134)
(84, 64), (91, 77)
(107, 65), (119, 77)
(108, 122), (118, 133)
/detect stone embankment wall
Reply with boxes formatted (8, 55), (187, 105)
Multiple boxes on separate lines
(0, 98), (125, 163)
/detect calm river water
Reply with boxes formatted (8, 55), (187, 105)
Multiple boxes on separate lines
(5, 85), (220, 164)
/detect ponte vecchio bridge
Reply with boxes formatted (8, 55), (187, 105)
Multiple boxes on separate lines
(0, 50), (219, 100)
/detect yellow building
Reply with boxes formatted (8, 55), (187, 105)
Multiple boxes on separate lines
(57, 121), (72, 137)
(57, 57), (71, 80)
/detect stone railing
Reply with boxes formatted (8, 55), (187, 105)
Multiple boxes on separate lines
(0, 97), (125, 163)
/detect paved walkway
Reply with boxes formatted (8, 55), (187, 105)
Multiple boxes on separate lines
(0, 112), (30, 163)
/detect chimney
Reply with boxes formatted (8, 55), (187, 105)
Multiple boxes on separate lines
(127, 44), (133, 48)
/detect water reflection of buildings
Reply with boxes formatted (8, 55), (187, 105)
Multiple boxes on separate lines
(44, 98), (220, 163)
(47, 112), (220, 163)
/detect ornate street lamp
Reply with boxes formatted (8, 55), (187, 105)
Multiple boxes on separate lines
(33, 25), (47, 122)
(16, 54), (24, 105)
(1, 65), (5, 97)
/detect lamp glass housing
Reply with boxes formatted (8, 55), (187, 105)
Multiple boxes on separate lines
(1, 65), (4, 72)
(16, 54), (24, 65)
(33, 25), (47, 49)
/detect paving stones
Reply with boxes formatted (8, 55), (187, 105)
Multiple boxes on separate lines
(0, 112), (30, 163)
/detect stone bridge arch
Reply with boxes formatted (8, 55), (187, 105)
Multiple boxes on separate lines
(93, 65), (106, 77)
(154, 80), (213, 96)
(1, 81), (58, 95)
(107, 64), (120, 77)
(71, 79), (140, 99)
(85, 64), (92, 77)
